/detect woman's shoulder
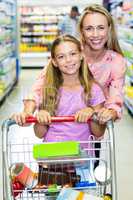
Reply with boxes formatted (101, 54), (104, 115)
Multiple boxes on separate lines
(107, 50), (126, 63)
(107, 50), (126, 76)
(91, 82), (103, 93)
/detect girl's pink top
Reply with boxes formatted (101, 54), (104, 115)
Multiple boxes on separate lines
(43, 84), (105, 146)
(24, 50), (126, 118)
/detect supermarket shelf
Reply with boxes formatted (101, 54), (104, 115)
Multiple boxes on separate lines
(124, 96), (133, 115)
(21, 32), (57, 36)
(0, 78), (17, 104)
(129, 76), (133, 84)
(0, 0), (19, 105)
(20, 52), (50, 67)
(21, 52), (50, 58)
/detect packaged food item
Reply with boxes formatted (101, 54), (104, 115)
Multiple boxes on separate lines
(10, 163), (38, 189)
(56, 188), (103, 200)
(38, 163), (80, 187)
(12, 180), (25, 198)
(94, 164), (111, 185)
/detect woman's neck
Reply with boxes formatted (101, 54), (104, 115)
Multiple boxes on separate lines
(83, 45), (107, 65)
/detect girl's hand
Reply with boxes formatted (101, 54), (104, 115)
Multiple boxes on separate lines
(36, 110), (51, 125)
(75, 107), (94, 123)
(97, 108), (117, 124)
(11, 112), (32, 126)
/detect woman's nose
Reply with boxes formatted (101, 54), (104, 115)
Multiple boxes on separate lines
(93, 28), (99, 36)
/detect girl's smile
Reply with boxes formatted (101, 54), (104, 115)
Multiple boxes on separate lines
(53, 41), (81, 76)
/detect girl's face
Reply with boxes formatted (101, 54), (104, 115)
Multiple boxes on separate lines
(82, 13), (109, 51)
(53, 41), (81, 76)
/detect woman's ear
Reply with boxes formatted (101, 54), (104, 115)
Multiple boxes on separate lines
(80, 52), (84, 61)
(51, 58), (58, 67)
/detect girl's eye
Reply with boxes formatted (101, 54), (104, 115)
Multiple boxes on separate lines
(85, 27), (92, 31)
(57, 55), (64, 60)
(71, 52), (77, 56)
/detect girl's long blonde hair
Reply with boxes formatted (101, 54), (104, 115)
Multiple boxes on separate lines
(42, 34), (94, 115)
(78, 4), (123, 56)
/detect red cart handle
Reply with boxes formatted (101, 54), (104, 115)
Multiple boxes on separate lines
(25, 116), (92, 123)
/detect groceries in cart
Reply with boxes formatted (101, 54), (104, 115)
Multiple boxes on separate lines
(56, 188), (103, 200)
(10, 163), (38, 188)
(33, 141), (80, 159)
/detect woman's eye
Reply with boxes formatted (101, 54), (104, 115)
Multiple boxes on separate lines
(98, 26), (105, 30)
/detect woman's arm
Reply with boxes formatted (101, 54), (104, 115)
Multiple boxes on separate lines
(104, 55), (126, 119)
(23, 66), (47, 108)
(90, 104), (106, 138)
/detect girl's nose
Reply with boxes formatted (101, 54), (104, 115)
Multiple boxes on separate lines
(65, 55), (71, 62)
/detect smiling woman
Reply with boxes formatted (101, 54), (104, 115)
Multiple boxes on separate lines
(78, 4), (126, 123)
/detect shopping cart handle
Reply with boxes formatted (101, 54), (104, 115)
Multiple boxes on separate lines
(25, 116), (92, 123)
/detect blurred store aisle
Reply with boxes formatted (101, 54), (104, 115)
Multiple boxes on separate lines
(0, 69), (133, 199)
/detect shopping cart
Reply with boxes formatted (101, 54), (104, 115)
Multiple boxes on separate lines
(2, 116), (117, 200)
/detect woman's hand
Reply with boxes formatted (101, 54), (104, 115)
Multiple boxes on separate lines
(97, 108), (117, 124)
(35, 110), (51, 125)
(75, 107), (94, 123)
(11, 112), (32, 126)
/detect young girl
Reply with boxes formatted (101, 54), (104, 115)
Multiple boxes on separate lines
(34, 34), (106, 142)
(13, 35), (106, 143)
(21, 4), (126, 125)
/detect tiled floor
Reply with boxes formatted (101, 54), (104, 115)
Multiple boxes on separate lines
(0, 69), (133, 199)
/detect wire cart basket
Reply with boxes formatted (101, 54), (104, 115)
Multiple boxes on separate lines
(2, 116), (117, 200)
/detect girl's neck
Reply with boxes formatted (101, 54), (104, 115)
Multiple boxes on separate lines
(62, 75), (81, 88)
(83, 45), (107, 65)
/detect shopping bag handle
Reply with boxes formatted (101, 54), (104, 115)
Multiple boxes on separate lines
(25, 116), (92, 123)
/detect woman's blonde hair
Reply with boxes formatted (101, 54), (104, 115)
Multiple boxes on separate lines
(78, 4), (123, 55)
(42, 34), (94, 115)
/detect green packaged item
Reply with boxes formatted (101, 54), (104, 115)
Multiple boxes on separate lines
(33, 141), (80, 159)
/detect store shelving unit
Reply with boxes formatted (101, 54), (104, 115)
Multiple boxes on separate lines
(0, 0), (19, 104)
(19, 6), (69, 67)
(110, 0), (133, 114)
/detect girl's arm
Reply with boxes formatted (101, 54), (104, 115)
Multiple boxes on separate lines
(34, 110), (51, 139)
(11, 100), (36, 126)
(34, 123), (48, 139)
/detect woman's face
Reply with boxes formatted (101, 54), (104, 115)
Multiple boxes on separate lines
(53, 41), (81, 76)
(82, 12), (109, 51)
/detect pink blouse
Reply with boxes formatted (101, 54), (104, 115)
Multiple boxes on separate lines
(24, 50), (126, 118)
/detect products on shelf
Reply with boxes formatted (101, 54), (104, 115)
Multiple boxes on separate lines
(0, 0), (18, 102)
(19, 5), (70, 67)
(110, 1), (133, 114)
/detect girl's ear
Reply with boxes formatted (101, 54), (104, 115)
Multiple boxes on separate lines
(51, 58), (58, 67)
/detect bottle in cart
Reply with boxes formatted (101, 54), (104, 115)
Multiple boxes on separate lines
(11, 163), (38, 189)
